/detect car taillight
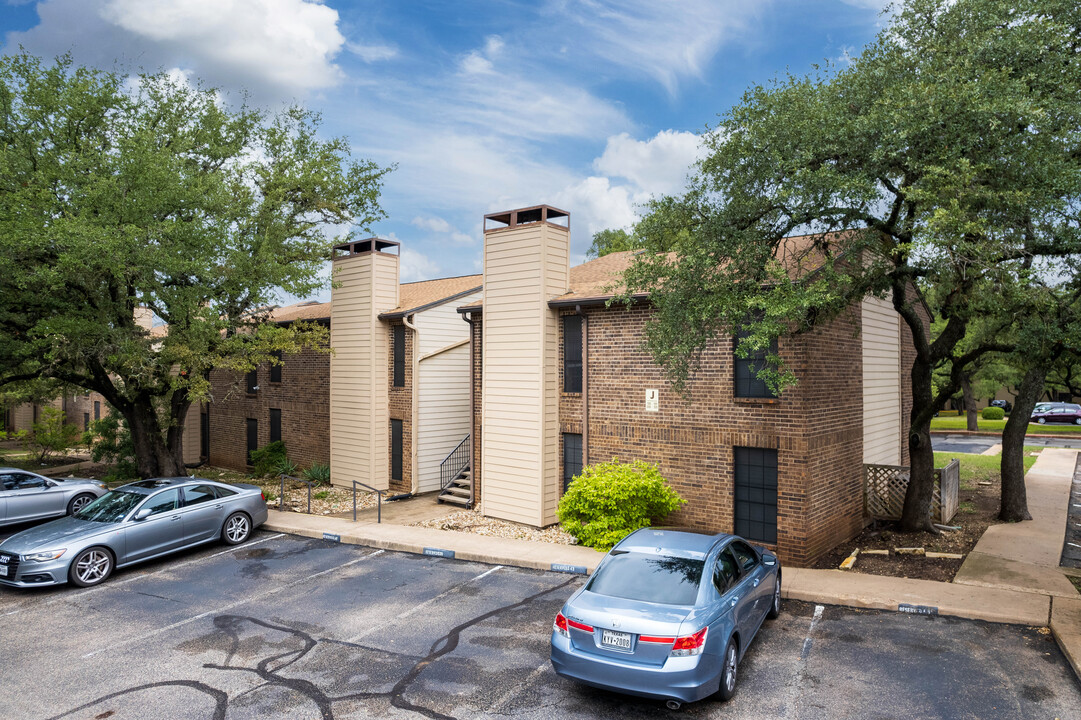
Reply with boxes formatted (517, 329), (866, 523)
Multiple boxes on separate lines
(261, 492), (266, 502)
(639, 635), (676, 644)
(567, 618), (594, 633)
(670, 627), (708, 657)
(554, 612), (569, 637)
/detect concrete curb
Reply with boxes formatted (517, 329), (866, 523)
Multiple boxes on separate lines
(930, 430), (1081, 439)
(1051, 596), (1081, 682)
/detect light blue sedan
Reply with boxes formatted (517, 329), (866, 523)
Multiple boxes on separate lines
(550, 528), (781, 709)
(0, 477), (268, 588)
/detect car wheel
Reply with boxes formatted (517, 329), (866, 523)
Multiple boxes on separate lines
(1038, 418), (1046, 424)
(222, 512), (252, 545)
(69, 547), (113, 587)
(768, 575), (782, 619)
(67, 493), (96, 516)
(718, 636), (739, 701)
(1075, 418), (1081, 425)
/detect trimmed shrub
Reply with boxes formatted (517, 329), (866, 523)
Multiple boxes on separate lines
(250, 440), (288, 477)
(84, 415), (138, 481)
(303, 462), (331, 485)
(981, 406), (1005, 420)
(557, 459), (685, 551)
(27, 407), (80, 462)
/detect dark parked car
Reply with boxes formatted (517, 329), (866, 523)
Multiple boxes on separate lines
(551, 528), (781, 709)
(0, 468), (107, 527)
(0, 477), (267, 588)
(1030, 404), (1081, 425)
(989, 399), (1011, 413)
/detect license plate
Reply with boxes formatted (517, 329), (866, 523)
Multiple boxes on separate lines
(0, 566), (7, 577)
(601, 629), (631, 650)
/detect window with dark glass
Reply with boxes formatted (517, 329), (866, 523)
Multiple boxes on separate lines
(200, 412), (209, 458)
(587, 553), (704, 605)
(562, 433), (583, 491)
(563, 315), (582, 393)
(391, 419), (403, 481)
(246, 369), (258, 394)
(270, 351), (283, 383)
(733, 447), (778, 544)
(246, 418), (258, 465)
(83, 413), (90, 431)
(713, 548), (740, 594)
(94, 401), (101, 420)
(393, 325), (405, 387)
(734, 326), (778, 398)
(270, 408), (282, 444)
(184, 485), (218, 506)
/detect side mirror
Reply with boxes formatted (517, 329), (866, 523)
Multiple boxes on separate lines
(763, 558), (777, 566)
(134, 508), (152, 521)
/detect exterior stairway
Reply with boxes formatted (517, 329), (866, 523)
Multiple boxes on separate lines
(437, 434), (473, 508)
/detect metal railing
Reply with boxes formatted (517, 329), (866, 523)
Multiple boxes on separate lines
(279, 474), (316, 514)
(351, 480), (383, 523)
(439, 434), (470, 490)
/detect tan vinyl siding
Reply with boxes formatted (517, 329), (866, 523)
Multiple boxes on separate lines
(182, 406), (201, 465)
(330, 251), (399, 489)
(861, 296), (902, 465)
(482, 221), (569, 526)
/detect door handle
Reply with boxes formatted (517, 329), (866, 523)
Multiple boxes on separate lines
(753, 578), (760, 588)
(171, 515), (181, 521)
(214, 504), (223, 509)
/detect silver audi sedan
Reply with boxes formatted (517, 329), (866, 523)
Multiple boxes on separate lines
(0, 477), (268, 588)
(0, 468), (108, 526)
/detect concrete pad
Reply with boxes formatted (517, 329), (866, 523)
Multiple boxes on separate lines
(1050, 595), (1081, 681)
(980, 443), (1002, 456)
(953, 552), (1081, 598)
(974, 522), (1067, 568)
(264, 509), (604, 574)
(783, 567), (1050, 626)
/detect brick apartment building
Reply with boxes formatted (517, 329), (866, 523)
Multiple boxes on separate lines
(198, 204), (915, 566)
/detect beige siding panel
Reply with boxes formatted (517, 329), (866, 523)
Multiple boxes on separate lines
(182, 406), (201, 465)
(862, 296), (902, 465)
(414, 291), (480, 356)
(482, 220), (568, 527)
(330, 251), (399, 490)
(416, 344), (472, 493)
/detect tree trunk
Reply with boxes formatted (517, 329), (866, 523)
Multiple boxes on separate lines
(900, 353), (939, 533)
(1000, 366), (1044, 522)
(961, 374), (978, 431)
(126, 396), (186, 478)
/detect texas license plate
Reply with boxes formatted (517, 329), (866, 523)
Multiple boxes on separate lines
(0, 566), (8, 577)
(601, 629), (631, 649)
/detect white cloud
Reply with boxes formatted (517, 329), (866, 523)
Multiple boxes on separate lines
(346, 42), (398, 62)
(839, 0), (890, 9)
(411, 216), (453, 233)
(451, 232), (474, 246)
(551, 176), (645, 259)
(593, 130), (702, 196)
(7, 0), (345, 96)
(556, 0), (769, 94)
(399, 247), (442, 283)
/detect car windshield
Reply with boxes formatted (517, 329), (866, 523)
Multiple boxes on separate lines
(74, 490), (143, 523)
(586, 552), (705, 606)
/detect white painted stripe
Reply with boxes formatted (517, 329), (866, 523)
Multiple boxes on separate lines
(489, 661), (549, 712)
(346, 565), (504, 643)
(801, 604), (825, 658)
(81, 549), (384, 659)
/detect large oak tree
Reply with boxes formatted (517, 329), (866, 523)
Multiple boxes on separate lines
(0, 54), (390, 478)
(621, 0), (1081, 531)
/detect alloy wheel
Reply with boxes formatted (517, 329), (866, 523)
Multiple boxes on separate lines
(75, 550), (110, 585)
(71, 495), (93, 514)
(226, 515), (250, 543)
(724, 642), (738, 692)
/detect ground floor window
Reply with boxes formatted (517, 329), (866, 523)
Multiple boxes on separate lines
(391, 419), (403, 482)
(269, 408), (281, 444)
(83, 412), (89, 431)
(246, 418), (258, 466)
(733, 446), (778, 544)
(94, 401), (100, 420)
(563, 433), (583, 492)
(200, 412), (210, 458)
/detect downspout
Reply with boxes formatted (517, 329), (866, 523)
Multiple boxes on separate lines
(403, 313), (420, 495)
(576, 305), (588, 465)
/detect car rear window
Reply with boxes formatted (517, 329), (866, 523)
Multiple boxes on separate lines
(586, 552), (704, 605)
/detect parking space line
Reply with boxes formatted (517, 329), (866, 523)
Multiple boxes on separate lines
(344, 564), (504, 643)
(81, 549), (384, 659)
(780, 604), (825, 719)
(489, 660), (549, 713)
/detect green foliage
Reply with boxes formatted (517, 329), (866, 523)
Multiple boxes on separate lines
(85, 415), (139, 482)
(981, 406), (1005, 420)
(302, 462), (331, 485)
(250, 441), (288, 478)
(587, 229), (637, 258)
(26, 407), (80, 462)
(275, 457), (299, 477)
(557, 460), (685, 550)
(0, 53), (389, 478)
(313, 490), (330, 500)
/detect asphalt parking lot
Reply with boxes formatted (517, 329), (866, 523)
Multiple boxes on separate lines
(1, 532), (1079, 720)
(932, 432), (1081, 455)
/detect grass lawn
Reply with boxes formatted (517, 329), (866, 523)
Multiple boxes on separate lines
(929, 416), (1081, 433)
(933, 446), (1041, 490)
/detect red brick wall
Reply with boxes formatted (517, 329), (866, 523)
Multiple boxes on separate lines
(207, 345), (329, 473)
(63, 392), (110, 432)
(387, 320), (413, 494)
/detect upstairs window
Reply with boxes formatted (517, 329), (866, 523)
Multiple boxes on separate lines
(563, 315), (582, 393)
(270, 351), (283, 383)
(734, 326), (777, 399)
(246, 369), (258, 394)
(393, 325), (405, 387)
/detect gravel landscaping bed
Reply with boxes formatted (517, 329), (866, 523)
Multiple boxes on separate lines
(413, 503), (578, 545)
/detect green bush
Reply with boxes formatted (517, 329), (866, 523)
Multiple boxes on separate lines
(84, 414), (139, 482)
(557, 459), (685, 551)
(249, 440), (288, 477)
(981, 406), (1005, 420)
(275, 457), (299, 477)
(303, 462), (331, 485)
(27, 407), (80, 461)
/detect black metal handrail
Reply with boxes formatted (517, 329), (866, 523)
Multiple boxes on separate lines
(279, 474), (316, 514)
(439, 434), (470, 491)
(351, 480), (383, 523)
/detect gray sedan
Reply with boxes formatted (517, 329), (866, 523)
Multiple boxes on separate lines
(0, 468), (108, 527)
(0, 477), (268, 588)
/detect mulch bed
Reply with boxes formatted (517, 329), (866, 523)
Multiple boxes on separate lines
(812, 476), (1001, 583)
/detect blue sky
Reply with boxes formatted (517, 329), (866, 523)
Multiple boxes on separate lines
(1, 0), (888, 299)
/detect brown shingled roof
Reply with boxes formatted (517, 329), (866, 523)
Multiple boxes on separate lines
(272, 301), (332, 323)
(381, 275), (482, 318)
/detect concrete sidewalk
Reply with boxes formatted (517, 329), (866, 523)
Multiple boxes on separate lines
(263, 449), (1081, 680)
